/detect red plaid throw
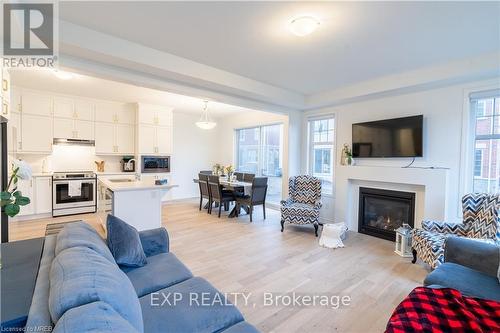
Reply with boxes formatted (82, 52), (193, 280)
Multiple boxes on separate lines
(386, 287), (500, 333)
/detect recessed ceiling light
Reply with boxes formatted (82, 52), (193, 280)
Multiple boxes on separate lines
(53, 70), (75, 80)
(289, 16), (320, 37)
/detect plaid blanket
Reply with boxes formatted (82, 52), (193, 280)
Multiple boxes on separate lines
(386, 287), (500, 333)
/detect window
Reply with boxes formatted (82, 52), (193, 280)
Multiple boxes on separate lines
(308, 116), (335, 195)
(471, 94), (500, 194)
(236, 124), (283, 204)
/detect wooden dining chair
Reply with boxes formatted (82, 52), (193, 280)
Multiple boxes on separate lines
(198, 173), (211, 213)
(236, 177), (268, 222)
(199, 170), (213, 175)
(234, 172), (244, 181)
(207, 175), (235, 218)
(243, 173), (255, 182)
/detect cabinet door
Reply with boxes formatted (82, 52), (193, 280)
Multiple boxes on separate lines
(94, 102), (116, 123)
(35, 177), (52, 214)
(156, 109), (173, 127)
(53, 97), (74, 119)
(75, 120), (94, 140)
(115, 124), (135, 154)
(138, 124), (156, 154)
(137, 107), (157, 125)
(22, 91), (52, 116)
(95, 122), (115, 154)
(156, 126), (172, 154)
(53, 118), (74, 139)
(117, 105), (136, 125)
(1, 97), (9, 120)
(16, 179), (34, 216)
(7, 112), (20, 152)
(21, 114), (53, 153)
(2, 68), (11, 103)
(74, 99), (94, 121)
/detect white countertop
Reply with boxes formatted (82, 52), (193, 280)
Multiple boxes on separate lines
(99, 177), (178, 192)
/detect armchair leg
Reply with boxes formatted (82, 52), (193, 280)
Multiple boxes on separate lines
(314, 224), (319, 237)
(280, 219), (284, 232)
(412, 248), (417, 264)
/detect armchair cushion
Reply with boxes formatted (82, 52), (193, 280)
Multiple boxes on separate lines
(281, 202), (319, 218)
(444, 237), (500, 277)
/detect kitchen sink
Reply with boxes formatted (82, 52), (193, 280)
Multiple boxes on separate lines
(108, 179), (134, 183)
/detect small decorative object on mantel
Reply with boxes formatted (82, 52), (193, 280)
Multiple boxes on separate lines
(341, 143), (354, 166)
(1, 159), (32, 217)
(95, 160), (105, 172)
(395, 223), (413, 257)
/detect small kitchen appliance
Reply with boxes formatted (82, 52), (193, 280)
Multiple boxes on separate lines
(121, 157), (136, 172)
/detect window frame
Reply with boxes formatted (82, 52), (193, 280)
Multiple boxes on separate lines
(307, 115), (336, 196)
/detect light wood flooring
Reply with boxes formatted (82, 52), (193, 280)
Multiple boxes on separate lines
(9, 199), (428, 333)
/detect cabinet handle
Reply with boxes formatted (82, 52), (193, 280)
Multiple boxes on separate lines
(2, 103), (8, 115)
(2, 79), (8, 92)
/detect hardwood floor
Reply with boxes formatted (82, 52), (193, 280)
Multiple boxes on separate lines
(9, 199), (428, 333)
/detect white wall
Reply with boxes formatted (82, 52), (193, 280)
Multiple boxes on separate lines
(303, 79), (500, 226)
(170, 112), (218, 200)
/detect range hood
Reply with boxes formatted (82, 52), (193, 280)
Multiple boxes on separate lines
(53, 138), (95, 146)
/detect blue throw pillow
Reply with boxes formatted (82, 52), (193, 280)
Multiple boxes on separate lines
(107, 215), (147, 267)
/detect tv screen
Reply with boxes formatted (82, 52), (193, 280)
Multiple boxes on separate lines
(352, 115), (423, 158)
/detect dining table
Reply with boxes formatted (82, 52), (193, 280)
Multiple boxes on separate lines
(193, 177), (253, 218)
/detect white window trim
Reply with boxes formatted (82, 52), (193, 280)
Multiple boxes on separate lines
(307, 115), (336, 197)
(459, 82), (500, 217)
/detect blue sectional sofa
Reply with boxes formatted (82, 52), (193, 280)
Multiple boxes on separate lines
(424, 237), (500, 301)
(25, 222), (259, 333)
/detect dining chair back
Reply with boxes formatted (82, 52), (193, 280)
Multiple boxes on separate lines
(198, 173), (210, 212)
(208, 175), (222, 202)
(250, 177), (268, 205)
(243, 173), (255, 182)
(199, 170), (213, 175)
(234, 172), (244, 181)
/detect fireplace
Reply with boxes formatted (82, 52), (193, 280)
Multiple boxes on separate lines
(358, 187), (415, 241)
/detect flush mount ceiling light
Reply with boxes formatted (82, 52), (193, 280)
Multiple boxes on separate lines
(53, 70), (75, 80)
(289, 16), (320, 37)
(195, 101), (217, 130)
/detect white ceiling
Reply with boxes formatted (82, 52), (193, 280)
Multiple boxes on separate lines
(59, 1), (500, 95)
(10, 69), (253, 117)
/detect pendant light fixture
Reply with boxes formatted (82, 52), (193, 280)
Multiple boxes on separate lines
(195, 100), (217, 130)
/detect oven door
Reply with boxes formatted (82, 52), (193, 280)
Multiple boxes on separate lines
(53, 179), (96, 210)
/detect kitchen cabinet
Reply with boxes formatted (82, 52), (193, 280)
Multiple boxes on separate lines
(54, 118), (94, 140)
(138, 124), (172, 155)
(137, 104), (173, 127)
(1, 67), (10, 119)
(20, 114), (53, 153)
(7, 112), (20, 152)
(21, 91), (53, 117)
(74, 100), (94, 121)
(35, 177), (52, 214)
(53, 96), (74, 119)
(95, 122), (134, 155)
(95, 101), (135, 124)
(16, 179), (35, 216)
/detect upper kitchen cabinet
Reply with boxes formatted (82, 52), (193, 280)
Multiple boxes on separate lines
(74, 99), (94, 121)
(95, 122), (134, 155)
(54, 97), (94, 121)
(20, 114), (53, 153)
(137, 103), (173, 127)
(21, 90), (53, 117)
(54, 118), (94, 140)
(95, 101), (135, 124)
(1, 67), (11, 119)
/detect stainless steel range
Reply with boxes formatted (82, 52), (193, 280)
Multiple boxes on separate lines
(52, 171), (97, 217)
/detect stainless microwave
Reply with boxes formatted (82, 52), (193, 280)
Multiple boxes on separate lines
(141, 156), (170, 173)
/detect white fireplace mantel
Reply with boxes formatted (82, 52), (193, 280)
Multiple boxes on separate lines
(334, 165), (449, 231)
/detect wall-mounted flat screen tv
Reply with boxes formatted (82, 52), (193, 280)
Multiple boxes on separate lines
(352, 115), (423, 158)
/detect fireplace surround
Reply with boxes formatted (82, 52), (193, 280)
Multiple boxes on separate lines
(358, 187), (415, 241)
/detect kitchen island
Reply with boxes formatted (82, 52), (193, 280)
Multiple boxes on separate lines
(98, 177), (177, 231)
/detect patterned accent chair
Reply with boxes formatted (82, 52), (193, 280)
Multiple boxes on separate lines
(412, 193), (500, 269)
(280, 175), (322, 236)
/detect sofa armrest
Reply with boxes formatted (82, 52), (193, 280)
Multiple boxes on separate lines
(444, 237), (499, 277)
(139, 227), (169, 257)
(422, 220), (468, 236)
